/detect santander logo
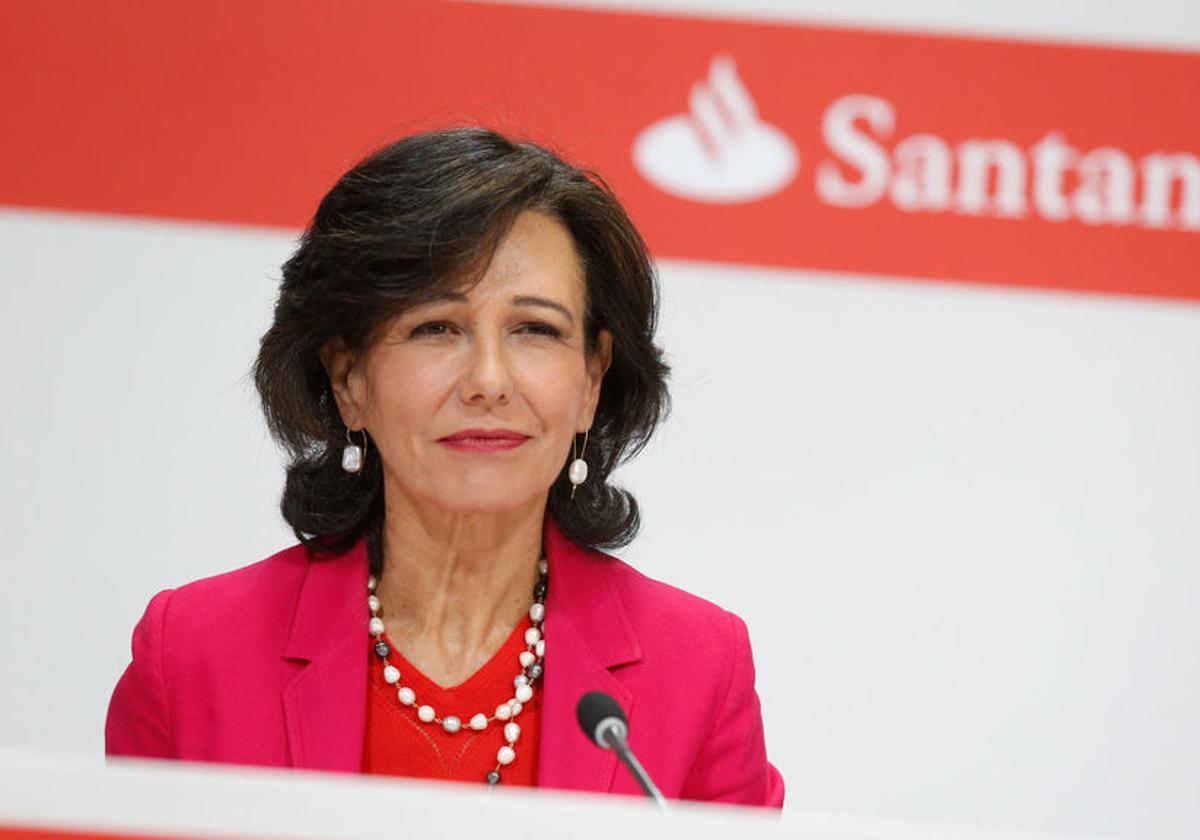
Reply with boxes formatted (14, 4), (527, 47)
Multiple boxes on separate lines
(632, 56), (799, 203)
(634, 59), (1199, 233)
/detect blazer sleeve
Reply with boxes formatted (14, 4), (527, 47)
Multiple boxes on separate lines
(105, 589), (175, 759)
(680, 610), (785, 808)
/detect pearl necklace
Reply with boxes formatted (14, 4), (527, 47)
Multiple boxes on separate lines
(367, 558), (548, 786)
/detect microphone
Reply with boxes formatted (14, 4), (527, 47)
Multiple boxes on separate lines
(576, 691), (667, 808)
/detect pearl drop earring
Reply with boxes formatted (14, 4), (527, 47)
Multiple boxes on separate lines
(342, 428), (367, 474)
(568, 429), (589, 499)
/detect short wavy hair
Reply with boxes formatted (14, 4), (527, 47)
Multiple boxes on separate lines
(253, 127), (670, 572)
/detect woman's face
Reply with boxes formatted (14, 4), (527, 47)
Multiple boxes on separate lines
(326, 210), (611, 517)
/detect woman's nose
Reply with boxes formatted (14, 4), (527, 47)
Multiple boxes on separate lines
(459, 332), (514, 406)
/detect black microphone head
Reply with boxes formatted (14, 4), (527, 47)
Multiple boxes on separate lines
(576, 691), (627, 746)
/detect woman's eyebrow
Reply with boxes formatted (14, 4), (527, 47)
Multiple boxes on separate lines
(513, 295), (574, 324)
(421, 292), (469, 305)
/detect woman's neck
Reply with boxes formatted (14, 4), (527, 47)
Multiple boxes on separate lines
(374, 495), (545, 687)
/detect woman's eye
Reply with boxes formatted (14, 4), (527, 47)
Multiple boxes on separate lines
(517, 321), (562, 338)
(409, 321), (456, 338)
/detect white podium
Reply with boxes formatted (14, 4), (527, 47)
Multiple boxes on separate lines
(0, 750), (1100, 840)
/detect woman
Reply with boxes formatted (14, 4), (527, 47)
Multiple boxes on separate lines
(106, 128), (783, 807)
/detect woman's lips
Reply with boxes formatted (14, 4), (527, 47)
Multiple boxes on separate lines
(438, 429), (531, 453)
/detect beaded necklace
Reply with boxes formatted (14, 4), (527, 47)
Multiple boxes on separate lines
(367, 557), (548, 786)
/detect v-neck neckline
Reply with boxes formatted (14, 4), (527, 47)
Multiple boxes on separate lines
(378, 614), (533, 700)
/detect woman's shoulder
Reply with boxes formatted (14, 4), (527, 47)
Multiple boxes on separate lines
(141, 541), (351, 645)
(162, 542), (312, 610)
(603, 552), (741, 628)
(553, 530), (752, 661)
(615, 559), (755, 673)
(107, 542), (345, 761)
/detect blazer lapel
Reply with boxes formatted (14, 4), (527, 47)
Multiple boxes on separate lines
(281, 539), (370, 773)
(538, 521), (642, 793)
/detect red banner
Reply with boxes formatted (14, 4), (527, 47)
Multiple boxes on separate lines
(0, 826), (182, 840)
(2, 0), (1198, 300)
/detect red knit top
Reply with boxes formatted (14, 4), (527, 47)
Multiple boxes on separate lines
(361, 617), (542, 787)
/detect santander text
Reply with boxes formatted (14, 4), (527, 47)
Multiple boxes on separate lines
(816, 94), (1200, 231)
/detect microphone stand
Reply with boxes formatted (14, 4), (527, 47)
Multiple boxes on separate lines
(597, 719), (668, 809)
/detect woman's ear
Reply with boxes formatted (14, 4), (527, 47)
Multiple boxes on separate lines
(320, 336), (367, 430)
(581, 330), (613, 429)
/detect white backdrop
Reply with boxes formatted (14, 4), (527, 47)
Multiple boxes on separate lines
(2, 2), (1199, 839)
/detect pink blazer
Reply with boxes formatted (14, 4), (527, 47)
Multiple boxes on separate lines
(106, 520), (784, 807)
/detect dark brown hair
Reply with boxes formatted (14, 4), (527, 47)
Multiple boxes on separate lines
(253, 127), (669, 571)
